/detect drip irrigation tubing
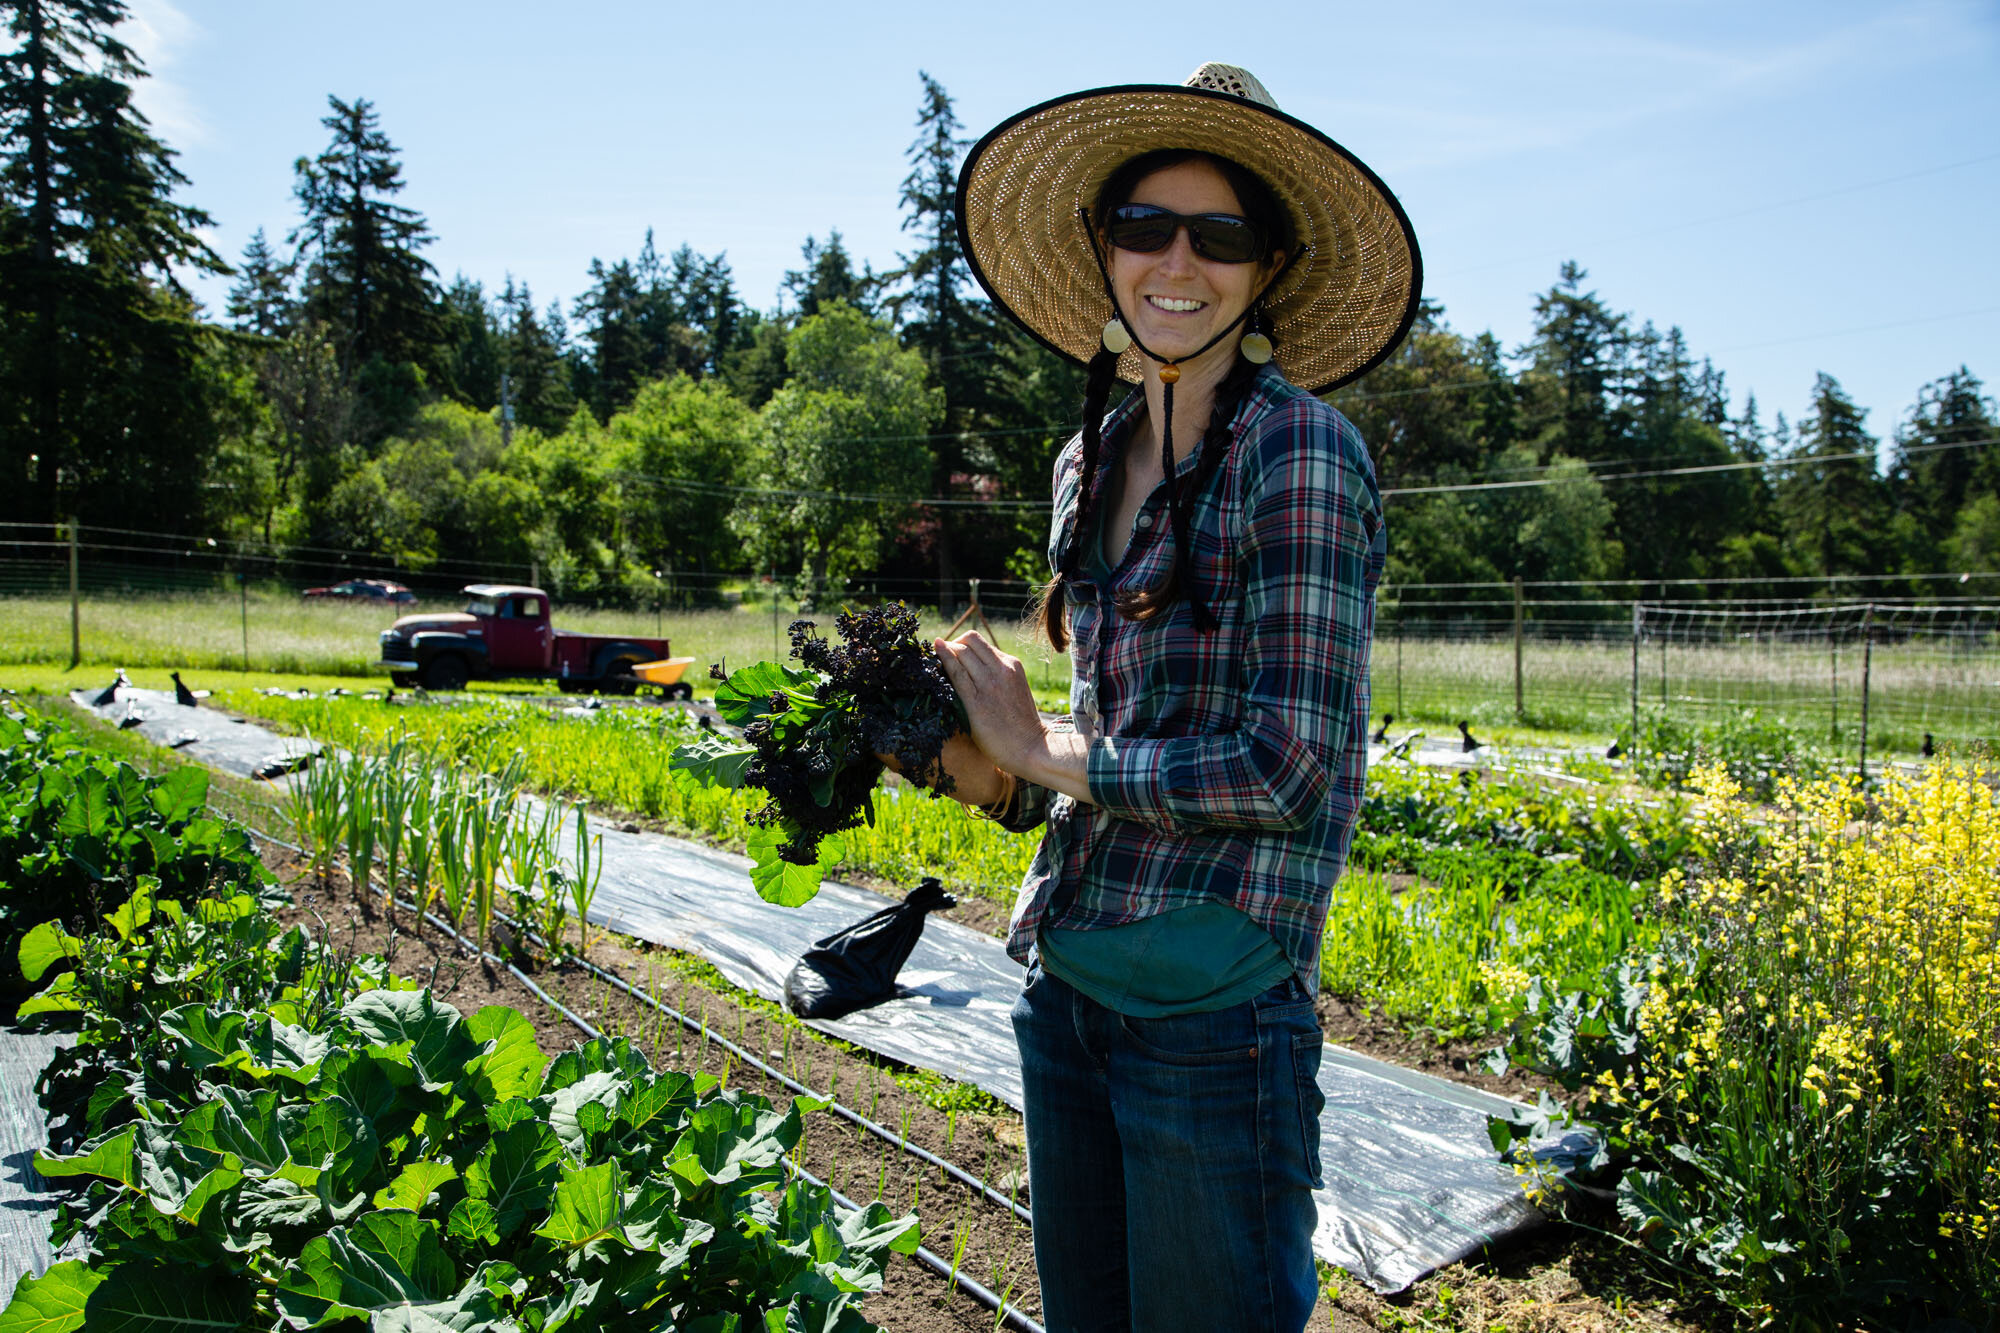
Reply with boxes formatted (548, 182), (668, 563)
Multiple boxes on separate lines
(563, 945), (1035, 1227)
(243, 820), (1046, 1333)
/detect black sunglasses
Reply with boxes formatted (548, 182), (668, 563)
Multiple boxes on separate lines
(1103, 203), (1266, 264)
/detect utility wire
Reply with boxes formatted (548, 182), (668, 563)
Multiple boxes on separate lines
(1708, 305), (2000, 354)
(611, 432), (2000, 506)
(1383, 432), (1999, 497)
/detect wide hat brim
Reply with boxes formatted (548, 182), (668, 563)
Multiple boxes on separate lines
(956, 83), (1422, 394)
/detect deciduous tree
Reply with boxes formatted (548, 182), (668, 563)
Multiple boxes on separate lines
(731, 302), (941, 586)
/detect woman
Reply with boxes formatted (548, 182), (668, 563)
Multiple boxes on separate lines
(935, 63), (1419, 1331)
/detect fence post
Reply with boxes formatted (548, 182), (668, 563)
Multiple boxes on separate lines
(1630, 602), (1640, 739)
(68, 519), (81, 669)
(1830, 636), (1839, 744)
(239, 567), (250, 673)
(1512, 575), (1524, 721)
(1395, 601), (1404, 718)
(1859, 604), (1875, 781)
(770, 565), (780, 660)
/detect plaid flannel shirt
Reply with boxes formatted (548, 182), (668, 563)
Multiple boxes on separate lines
(999, 364), (1385, 991)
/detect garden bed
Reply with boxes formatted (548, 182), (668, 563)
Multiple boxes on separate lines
(257, 852), (1046, 1333)
(39, 689), (1932, 1330)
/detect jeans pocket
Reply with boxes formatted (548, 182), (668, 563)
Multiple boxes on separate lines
(1119, 1006), (1258, 1067)
(1293, 1031), (1326, 1187)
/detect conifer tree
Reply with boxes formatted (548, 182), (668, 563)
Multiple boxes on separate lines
(665, 242), (741, 379)
(1617, 322), (1750, 580)
(0, 0), (230, 525)
(437, 274), (500, 408)
(783, 230), (874, 317)
(884, 72), (1004, 605)
(1893, 368), (1995, 532)
(572, 256), (647, 421)
(497, 277), (574, 434)
(1776, 372), (1890, 577)
(290, 95), (440, 426)
(1517, 262), (1632, 463)
(226, 226), (295, 339)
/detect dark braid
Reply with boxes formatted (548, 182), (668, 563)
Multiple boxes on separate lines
(1036, 347), (1121, 652)
(1116, 351), (1266, 627)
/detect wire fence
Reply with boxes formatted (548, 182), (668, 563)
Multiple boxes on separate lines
(4, 523), (1996, 762)
(1374, 593), (2000, 763)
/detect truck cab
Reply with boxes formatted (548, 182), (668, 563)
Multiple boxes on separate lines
(473, 588), (554, 670)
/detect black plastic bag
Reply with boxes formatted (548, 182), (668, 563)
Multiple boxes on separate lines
(784, 878), (957, 1019)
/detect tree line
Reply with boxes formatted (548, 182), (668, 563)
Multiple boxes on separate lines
(2, 0), (1994, 611)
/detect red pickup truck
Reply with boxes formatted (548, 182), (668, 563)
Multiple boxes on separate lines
(376, 584), (682, 695)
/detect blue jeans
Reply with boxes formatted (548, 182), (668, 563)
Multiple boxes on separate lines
(1011, 961), (1326, 1332)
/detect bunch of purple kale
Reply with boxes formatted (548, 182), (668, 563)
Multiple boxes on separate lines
(683, 603), (963, 878)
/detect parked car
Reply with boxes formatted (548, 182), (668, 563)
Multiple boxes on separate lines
(303, 578), (417, 603)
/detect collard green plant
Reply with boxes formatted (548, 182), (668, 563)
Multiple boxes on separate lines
(13, 985), (917, 1332)
(0, 708), (272, 987)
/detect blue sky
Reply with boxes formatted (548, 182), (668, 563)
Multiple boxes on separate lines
(123, 0), (1998, 447)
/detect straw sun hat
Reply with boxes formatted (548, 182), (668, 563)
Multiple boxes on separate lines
(956, 62), (1422, 393)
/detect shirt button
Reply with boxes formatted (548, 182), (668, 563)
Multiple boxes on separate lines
(1136, 514), (1154, 529)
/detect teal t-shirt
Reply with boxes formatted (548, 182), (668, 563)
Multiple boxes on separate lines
(1039, 903), (1294, 1016)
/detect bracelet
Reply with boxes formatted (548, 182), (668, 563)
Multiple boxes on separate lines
(968, 771), (1018, 823)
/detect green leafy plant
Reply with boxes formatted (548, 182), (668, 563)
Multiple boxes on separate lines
(1629, 707), (1831, 802)
(0, 730), (924, 1332)
(0, 707), (271, 987)
(1492, 763), (2000, 1324)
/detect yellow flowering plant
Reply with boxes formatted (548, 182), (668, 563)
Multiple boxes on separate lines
(1493, 761), (1999, 1324)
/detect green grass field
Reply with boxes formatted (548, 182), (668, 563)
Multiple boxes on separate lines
(0, 591), (1076, 697)
(6, 590), (1989, 760)
(1382, 633), (1998, 758)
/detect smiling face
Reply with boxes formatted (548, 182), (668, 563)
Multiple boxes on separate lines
(1106, 158), (1284, 371)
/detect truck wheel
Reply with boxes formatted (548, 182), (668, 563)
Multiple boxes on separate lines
(389, 672), (417, 688)
(664, 682), (694, 702)
(421, 655), (470, 692)
(602, 659), (640, 696)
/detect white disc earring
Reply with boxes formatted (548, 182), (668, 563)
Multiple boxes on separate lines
(1101, 318), (1132, 355)
(1239, 309), (1273, 364)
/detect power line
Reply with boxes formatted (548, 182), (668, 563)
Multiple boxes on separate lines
(1383, 432), (2000, 498)
(610, 431), (1998, 506)
(1386, 570), (2000, 593)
